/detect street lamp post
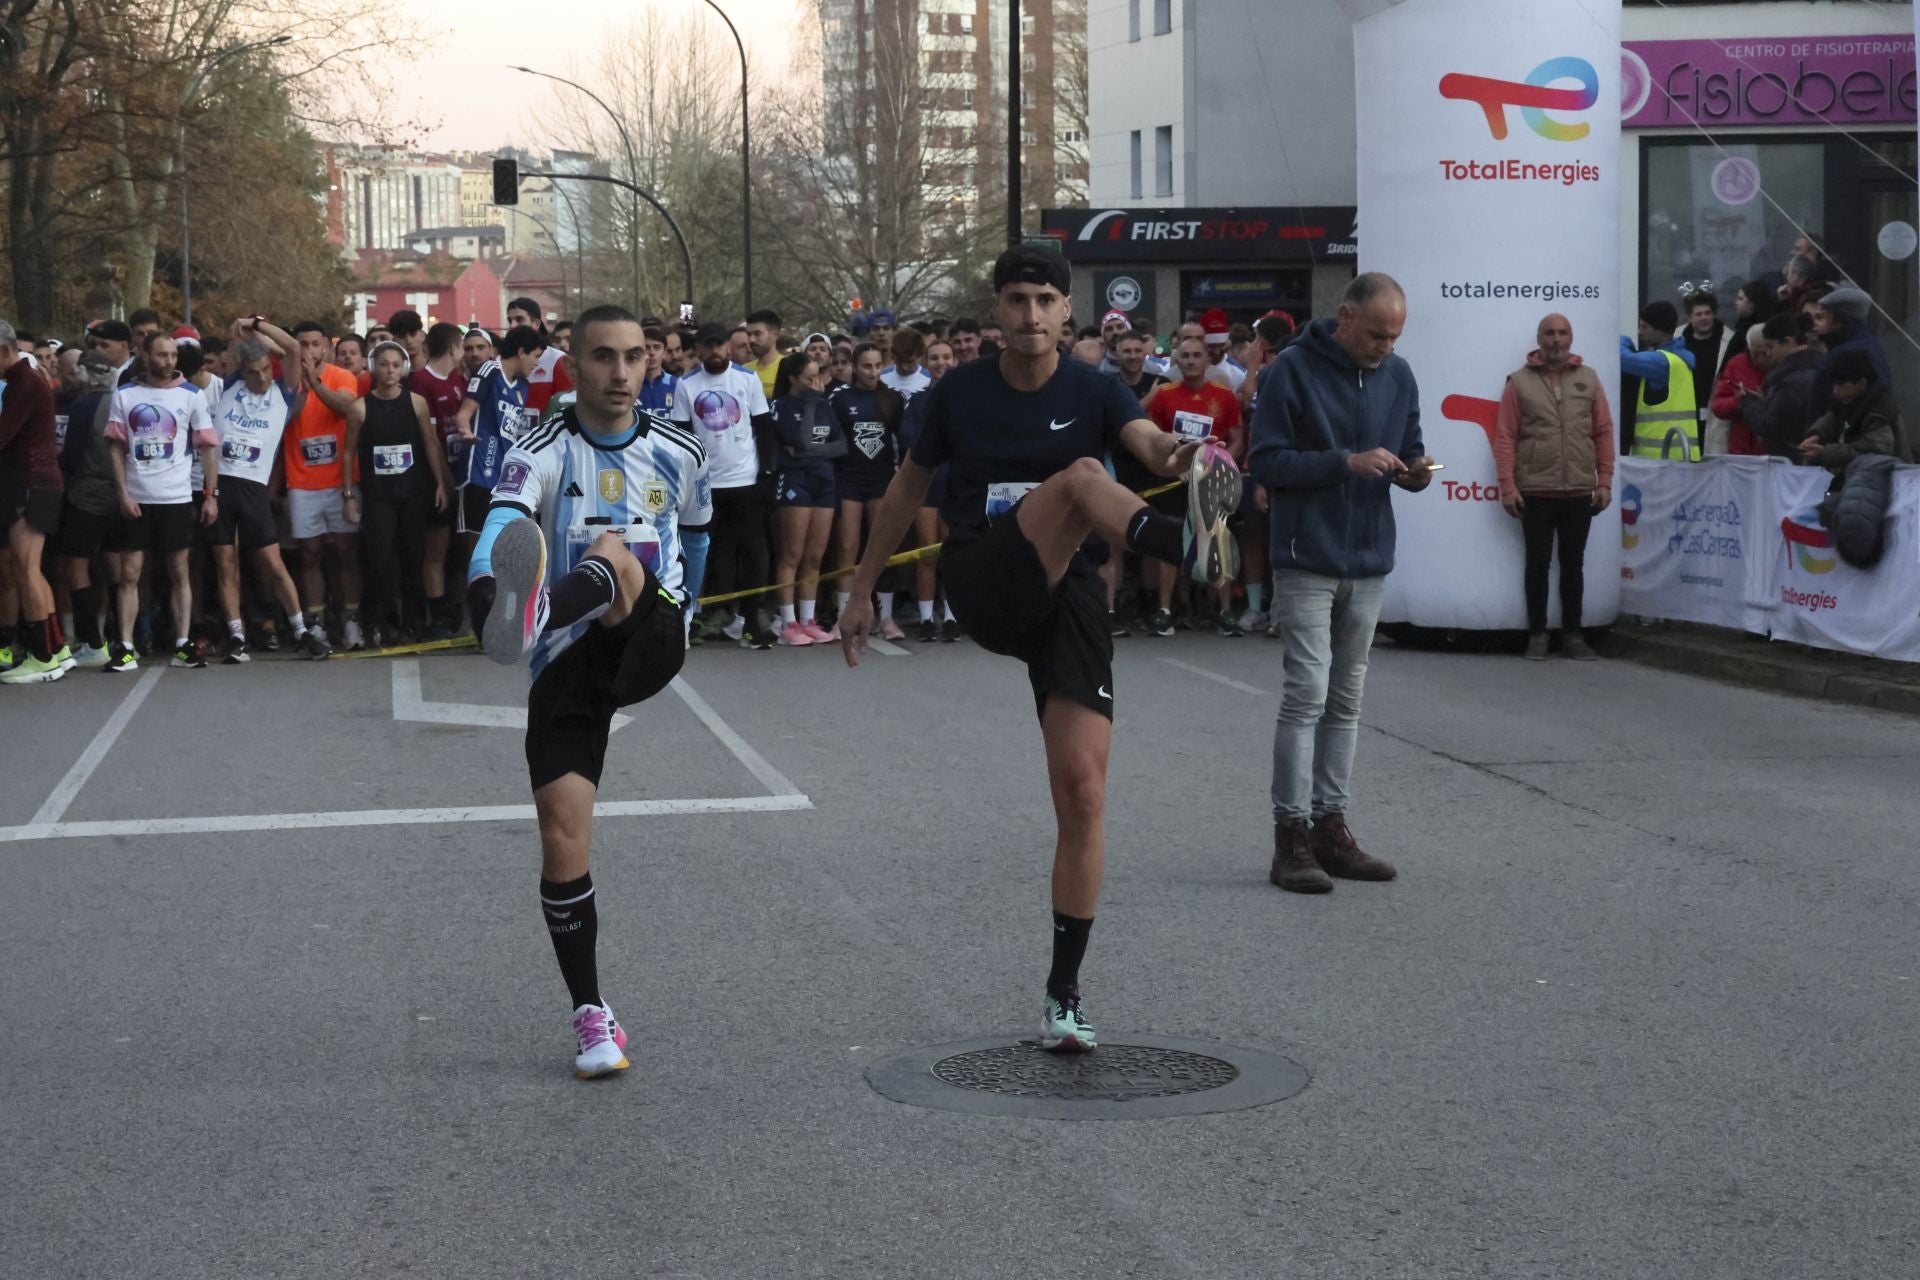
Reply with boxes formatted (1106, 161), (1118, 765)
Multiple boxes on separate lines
(503, 206), (568, 316)
(179, 34), (291, 326)
(526, 169), (697, 320)
(512, 65), (643, 313)
(696, 0), (751, 312)
(1007, 0), (1021, 248)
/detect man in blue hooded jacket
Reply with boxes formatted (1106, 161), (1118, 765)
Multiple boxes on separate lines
(1249, 272), (1435, 894)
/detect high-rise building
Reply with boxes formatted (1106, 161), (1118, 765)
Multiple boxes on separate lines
(817, 0), (1088, 236)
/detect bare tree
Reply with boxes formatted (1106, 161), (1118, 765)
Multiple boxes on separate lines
(754, 0), (1000, 328)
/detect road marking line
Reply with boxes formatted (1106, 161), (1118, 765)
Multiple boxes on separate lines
(1156, 656), (1273, 697)
(0, 794), (812, 844)
(392, 660), (632, 732)
(30, 666), (164, 827)
(868, 637), (908, 656)
(669, 677), (805, 797)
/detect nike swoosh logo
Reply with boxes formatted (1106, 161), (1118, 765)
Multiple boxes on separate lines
(1097, 686), (1112, 700)
(1049, 418), (1075, 431)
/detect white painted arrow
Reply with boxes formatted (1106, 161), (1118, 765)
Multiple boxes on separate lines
(391, 659), (631, 732)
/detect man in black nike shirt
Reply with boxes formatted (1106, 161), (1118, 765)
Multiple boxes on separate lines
(839, 244), (1241, 1052)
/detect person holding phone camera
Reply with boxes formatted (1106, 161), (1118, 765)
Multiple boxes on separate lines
(1250, 272), (1436, 895)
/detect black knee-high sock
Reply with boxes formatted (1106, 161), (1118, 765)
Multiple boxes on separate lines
(1124, 507), (1185, 565)
(72, 585), (103, 648)
(540, 873), (602, 1010)
(1047, 911), (1094, 1000)
(546, 555), (619, 630)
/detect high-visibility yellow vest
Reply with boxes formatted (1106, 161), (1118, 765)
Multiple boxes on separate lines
(1631, 350), (1700, 461)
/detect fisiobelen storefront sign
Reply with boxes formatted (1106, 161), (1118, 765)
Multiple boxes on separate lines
(1623, 37), (1917, 129)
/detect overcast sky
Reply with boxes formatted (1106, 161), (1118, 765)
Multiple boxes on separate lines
(401, 0), (805, 153)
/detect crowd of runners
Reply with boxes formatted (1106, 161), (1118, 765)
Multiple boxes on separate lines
(0, 285), (1302, 684)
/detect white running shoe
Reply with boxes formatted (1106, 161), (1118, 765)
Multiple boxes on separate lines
(342, 618), (366, 651)
(1238, 607), (1269, 633)
(69, 643), (111, 670)
(572, 1003), (630, 1078)
(721, 614), (747, 642)
(480, 517), (550, 665)
(1040, 992), (1097, 1053)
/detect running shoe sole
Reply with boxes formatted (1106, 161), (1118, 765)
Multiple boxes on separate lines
(483, 518), (547, 665)
(1185, 449), (1243, 592)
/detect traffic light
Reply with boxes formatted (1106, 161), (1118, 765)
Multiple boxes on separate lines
(491, 157), (519, 206)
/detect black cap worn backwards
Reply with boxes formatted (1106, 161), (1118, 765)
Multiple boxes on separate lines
(694, 321), (731, 347)
(992, 243), (1070, 295)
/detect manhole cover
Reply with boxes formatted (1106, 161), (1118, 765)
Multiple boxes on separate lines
(866, 1034), (1308, 1120)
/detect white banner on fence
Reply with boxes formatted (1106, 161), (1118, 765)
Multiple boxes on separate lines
(1770, 465), (1920, 660)
(1618, 456), (1776, 632)
(1355, 0), (1622, 629)
(1620, 457), (1920, 664)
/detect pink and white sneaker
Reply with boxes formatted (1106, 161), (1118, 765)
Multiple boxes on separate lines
(480, 517), (549, 665)
(571, 1003), (630, 1078)
(799, 620), (833, 643)
(776, 620), (815, 646)
(878, 617), (906, 642)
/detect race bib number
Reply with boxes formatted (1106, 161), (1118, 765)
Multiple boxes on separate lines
(373, 443), (414, 476)
(566, 521), (660, 575)
(222, 439), (262, 466)
(1171, 410), (1214, 442)
(985, 481), (1037, 523)
(302, 435), (338, 465)
(135, 436), (172, 463)
(499, 405), (534, 443)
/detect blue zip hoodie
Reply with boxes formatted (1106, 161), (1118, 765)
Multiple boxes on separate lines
(1248, 317), (1424, 580)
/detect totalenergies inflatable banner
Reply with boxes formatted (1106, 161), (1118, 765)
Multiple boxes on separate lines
(1355, 0), (1623, 629)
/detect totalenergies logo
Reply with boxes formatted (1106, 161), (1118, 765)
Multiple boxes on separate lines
(1781, 512), (1837, 575)
(1440, 57), (1600, 142)
(1619, 484), (1642, 549)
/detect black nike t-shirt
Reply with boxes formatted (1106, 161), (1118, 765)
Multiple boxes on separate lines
(911, 355), (1142, 539)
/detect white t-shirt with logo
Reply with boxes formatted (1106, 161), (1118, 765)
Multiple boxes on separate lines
(211, 378), (296, 487)
(106, 380), (216, 506)
(668, 364), (769, 490)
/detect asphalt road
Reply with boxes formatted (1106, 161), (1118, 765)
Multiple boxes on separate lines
(2, 628), (1915, 1278)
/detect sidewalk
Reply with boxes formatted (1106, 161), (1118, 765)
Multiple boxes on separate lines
(1601, 620), (1920, 716)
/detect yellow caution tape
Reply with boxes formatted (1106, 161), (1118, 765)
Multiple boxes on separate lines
(336, 477), (1192, 653)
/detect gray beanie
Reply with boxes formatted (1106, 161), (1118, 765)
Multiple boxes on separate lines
(1819, 285), (1871, 323)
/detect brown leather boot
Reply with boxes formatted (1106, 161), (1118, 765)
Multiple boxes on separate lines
(1310, 813), (1398, 881)
(1270, 820), (1333, 894)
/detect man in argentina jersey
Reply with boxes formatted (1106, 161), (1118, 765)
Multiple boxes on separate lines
(463, 305), (713, 1080)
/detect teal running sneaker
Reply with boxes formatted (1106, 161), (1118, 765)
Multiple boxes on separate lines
(1040, 991), (1097, 1053)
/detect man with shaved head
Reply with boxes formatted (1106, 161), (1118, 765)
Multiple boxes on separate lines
(1493, 312), (1614, 663)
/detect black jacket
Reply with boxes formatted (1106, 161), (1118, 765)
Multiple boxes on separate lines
(1742, 348), (1824, 458)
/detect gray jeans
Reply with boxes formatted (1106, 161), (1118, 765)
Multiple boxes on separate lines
(1270, 568), (1386, 823)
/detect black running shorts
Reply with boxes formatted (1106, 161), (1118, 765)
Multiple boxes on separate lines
(525, 568), (686, 790)
(0, 480), (62, 536)
(940, 509), (1114, 723)
(459, 484), (492, 535)
(206, 477), (279, 551)
(111, 501), (196, 555)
